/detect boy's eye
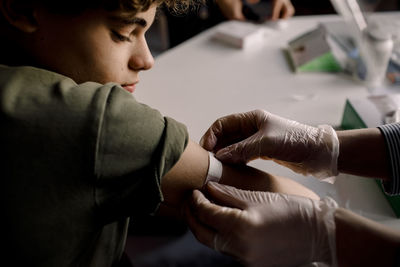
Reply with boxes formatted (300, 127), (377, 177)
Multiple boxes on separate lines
(111, 30), (131, 42)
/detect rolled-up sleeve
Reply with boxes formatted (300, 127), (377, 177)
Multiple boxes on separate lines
(377, 123), (400, 195)
(94, 85), (189, 222)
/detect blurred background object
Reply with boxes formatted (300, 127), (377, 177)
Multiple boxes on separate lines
(147, 0), (399, 56)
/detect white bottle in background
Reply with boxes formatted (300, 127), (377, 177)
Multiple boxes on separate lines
(360, 25), (394, 89)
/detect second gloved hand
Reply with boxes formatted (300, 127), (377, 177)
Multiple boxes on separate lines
(200, 109), (339, 178)
(185, 182), (338, 267)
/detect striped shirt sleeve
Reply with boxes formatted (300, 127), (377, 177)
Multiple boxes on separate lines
(377, 123), (400, 195)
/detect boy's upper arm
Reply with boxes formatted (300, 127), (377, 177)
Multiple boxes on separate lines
(161, 140), (209, 207)
(160, 139), (321, 209)
(92, 85), (189, 220)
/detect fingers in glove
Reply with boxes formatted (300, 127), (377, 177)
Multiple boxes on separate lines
(184, 192), (217, 248)
(205, 182), (252, 209)
(199, 127), (217, 151)
(187, 190), (245, 257)
(200, 111), (262, 152)
(189, 188), (245, 232)
(215, 134), (262, 164)
(207, 181), (296, 205)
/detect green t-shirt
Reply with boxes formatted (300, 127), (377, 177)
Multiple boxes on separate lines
(0, 65), (188, 266)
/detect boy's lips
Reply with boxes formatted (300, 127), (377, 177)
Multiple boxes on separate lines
(122, 83), (137, 93)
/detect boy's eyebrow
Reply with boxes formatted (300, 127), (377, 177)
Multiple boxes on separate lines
(108, 15), (147, 27)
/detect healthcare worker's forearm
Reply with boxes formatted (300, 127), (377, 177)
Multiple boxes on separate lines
(335, 208), (400, 267)
(161, 140), (319, 209)
(219, 164), (319, 200)
(337, 128), (390, 180)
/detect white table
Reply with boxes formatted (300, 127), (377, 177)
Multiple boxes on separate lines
(136, 13), (400, 228)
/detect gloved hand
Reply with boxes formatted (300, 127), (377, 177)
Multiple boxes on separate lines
(185, 182), (338, 267)
(200, 109), (339, 179)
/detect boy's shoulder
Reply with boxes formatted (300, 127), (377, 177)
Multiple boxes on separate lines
(0, 64), (119, 118)
(0, 64), (74, 85)
(0, 64), (118, 98)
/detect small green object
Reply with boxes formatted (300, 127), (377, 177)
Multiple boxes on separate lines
(298, 52), (342, 72)
(341, 99), (367, 130)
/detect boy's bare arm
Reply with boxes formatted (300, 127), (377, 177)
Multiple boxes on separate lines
(161, 140), (319, 208)
(335, 208), (400, 266)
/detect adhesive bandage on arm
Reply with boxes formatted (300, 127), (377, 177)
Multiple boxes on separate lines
(204, 152), (223, 185)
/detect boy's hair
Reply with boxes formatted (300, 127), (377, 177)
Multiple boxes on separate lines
(30, 0), (200, 15)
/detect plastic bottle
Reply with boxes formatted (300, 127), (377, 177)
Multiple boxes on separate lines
(359, 25), (393, 89)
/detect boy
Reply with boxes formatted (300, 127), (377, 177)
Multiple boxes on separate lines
(0, 0), (317, 266)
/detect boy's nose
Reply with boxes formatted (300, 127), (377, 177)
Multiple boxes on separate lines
(129, 40), (154, 71)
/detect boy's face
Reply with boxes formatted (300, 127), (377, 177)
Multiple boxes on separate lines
(31, 6), (157, 93)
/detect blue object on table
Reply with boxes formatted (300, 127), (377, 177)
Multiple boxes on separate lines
(348, 47), (400, 85)
(387, 59), (400, 85)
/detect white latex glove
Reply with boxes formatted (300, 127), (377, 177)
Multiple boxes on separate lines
(200, 109), (339, 179)
(185, 182), (338, 267)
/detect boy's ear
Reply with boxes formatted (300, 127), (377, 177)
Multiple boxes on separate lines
(0, 0), (38, 33)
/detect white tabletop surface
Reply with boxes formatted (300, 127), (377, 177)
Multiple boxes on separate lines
(136, 13), (400, 228)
